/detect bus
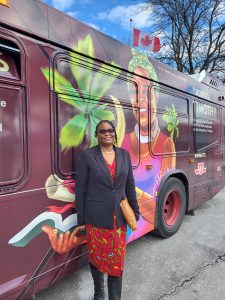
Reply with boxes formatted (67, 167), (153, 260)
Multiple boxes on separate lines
(0, 0), (225, 299)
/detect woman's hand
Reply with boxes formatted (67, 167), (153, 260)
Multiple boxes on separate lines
(42, 225), (86, 254)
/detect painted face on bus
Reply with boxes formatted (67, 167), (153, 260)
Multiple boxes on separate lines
(95, 121), (115, 147)
(130, 66), (157, 134)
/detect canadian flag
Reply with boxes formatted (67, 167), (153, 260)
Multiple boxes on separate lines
(133, 28), (160, 52)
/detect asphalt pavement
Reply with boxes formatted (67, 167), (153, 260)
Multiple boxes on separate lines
(34, 188), (225, 300)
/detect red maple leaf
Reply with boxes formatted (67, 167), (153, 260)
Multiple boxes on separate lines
(141, 35), (152, 46)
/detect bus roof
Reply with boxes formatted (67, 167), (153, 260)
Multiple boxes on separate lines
(0, 0), (123, 54)
(0, 0), (224, 102)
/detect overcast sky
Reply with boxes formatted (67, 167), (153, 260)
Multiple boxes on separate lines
(41, 0), (154, 45)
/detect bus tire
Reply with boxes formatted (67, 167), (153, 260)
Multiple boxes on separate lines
(153, 177), (186, 238)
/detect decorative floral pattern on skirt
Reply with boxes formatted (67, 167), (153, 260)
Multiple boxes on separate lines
(86, 216), (126, 277)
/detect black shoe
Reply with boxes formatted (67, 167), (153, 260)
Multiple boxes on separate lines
(107, 275), (122, 300)
(89, 263), (105, 300)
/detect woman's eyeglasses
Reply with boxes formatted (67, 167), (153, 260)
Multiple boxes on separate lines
(98, 128), (115, 135)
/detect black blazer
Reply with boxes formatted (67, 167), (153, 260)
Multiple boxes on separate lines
(76, 145), (140, 229)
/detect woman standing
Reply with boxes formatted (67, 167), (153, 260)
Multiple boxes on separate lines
(76, 120), (139, 300)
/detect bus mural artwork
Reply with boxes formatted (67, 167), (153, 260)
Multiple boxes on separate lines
(123, 49), (177, 242)
(8, 34), (124, 253)
(0, 1), (225, 299)
(8, 39), (179, 250)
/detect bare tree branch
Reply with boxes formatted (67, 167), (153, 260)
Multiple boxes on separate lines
(137, 0), (225, 80)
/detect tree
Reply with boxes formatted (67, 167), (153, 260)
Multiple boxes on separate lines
(137, 0), (225, 81)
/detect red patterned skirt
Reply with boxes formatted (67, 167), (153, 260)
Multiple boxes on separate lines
(86, 214), (127, 277)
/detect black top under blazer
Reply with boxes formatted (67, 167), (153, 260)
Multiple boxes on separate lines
(76, 145), (140, 229)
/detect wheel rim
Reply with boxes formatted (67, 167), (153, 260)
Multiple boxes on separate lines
(163, 190), (181, 226)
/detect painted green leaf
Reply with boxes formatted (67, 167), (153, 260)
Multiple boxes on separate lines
(70, 35), (94, 92)
(87, 101), (98, 111)
(72, 34), (94, 58)
(171, 130), (174, 140)
(90, 62), (121, 100)
(93, 109), (114, 121)
(42, 34), (121, 150)
(41, 68), (86, 112)
(58, 95), (87, 112)
(167, 123), (174, 132)
(162, 104), (179, 140)
(60, 114), (88, 150)
(41, 67), (53, 87)
(163, 115), (176, 125)
(89, 115), (100, 147)
(70, 61), (94, 93)
(41, 68), (76, 95)
(94, 103), (108, 112)
(175, 127), (180, 138)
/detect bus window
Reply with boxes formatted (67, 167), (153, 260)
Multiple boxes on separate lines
(193, 101), (218, 151)
(0, 86), (25, 186)
(152, 88), (189, 155)
(55, 57), (132, 105)
(52, 54), (139, 176)
(0, 40), (20, 81)
(0, 39), (26, 190)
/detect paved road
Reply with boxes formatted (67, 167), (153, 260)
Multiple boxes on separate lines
(34, 188), (225, 300)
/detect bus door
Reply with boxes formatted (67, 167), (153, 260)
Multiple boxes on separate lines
(0, 36), (28, 299)
(192, 100), (218, 205)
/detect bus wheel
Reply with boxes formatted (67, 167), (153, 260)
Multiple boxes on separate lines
(153, 177), (186, 238)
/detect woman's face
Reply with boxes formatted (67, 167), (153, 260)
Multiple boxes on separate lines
(96, 122), (115, 147)
(130, 66), (157, 133)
